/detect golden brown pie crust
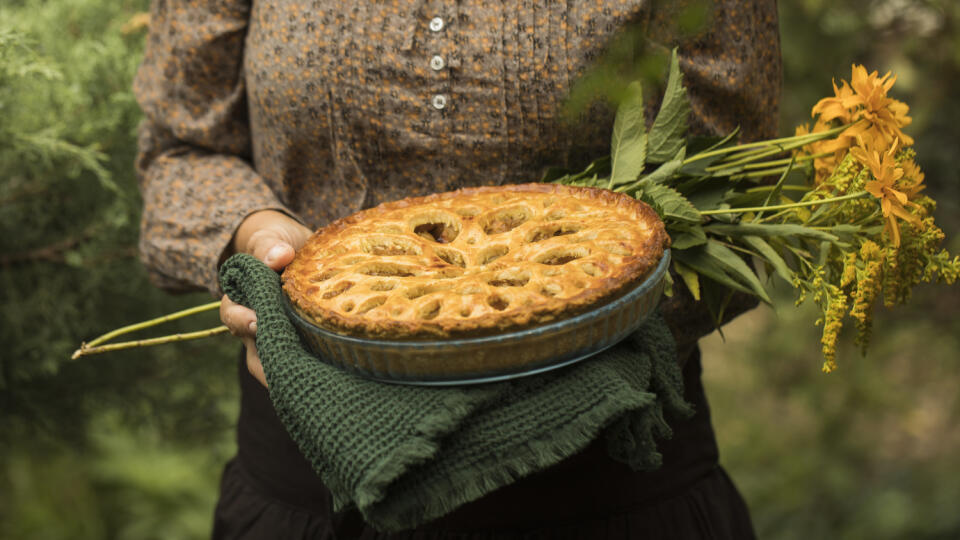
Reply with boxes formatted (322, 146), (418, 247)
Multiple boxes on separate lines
(282, 183), (669, 339)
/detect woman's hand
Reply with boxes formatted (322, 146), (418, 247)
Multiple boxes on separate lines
(220, 210), (312, 387)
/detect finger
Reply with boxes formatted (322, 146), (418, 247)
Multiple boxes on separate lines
(220, 295), (257, 337)
(289, 223), (314, 251)
(243, 339), (268, 387)
(247, 230), (296, 271)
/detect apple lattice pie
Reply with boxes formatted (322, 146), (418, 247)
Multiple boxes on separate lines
(282, 183), (669, 339)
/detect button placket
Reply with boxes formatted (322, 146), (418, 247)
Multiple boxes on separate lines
(424, 5), (450, 114)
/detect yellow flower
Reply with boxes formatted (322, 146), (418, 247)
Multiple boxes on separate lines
(811, 64), (914, 153)
(840, 252), (858, 287)
(850, 138), (920, 247)
(820, 288), (847, 374)
(812, 79), (859, 124)
(849, 240), (883, 350)
(898, 157), (926, 199)
(849, 65), (914, 147)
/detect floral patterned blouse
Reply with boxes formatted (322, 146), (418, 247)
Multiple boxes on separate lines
(134, 0), (780, 308)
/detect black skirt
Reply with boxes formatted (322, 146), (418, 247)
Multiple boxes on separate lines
(212, 348), (755, 539)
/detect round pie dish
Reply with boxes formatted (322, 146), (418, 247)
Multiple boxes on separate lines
(283, 250), (670, 385)
(281, 184), (669, 341)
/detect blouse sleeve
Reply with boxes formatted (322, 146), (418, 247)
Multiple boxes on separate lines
(134, 0), (296, 295)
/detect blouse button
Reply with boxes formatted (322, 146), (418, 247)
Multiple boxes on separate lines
(430, 55), (445, 71)
(429, 17), (444, 32)
(431, 94), (448, 110)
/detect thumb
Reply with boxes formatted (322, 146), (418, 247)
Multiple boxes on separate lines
(248, 231), (296, 271)
(263, 242), (295, 271)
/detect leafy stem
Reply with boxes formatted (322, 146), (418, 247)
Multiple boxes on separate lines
(684, 123), (851, 166)
(746, 185), (810, 193)
(699, 191), (870, 216)
(708, 151), (831, 176)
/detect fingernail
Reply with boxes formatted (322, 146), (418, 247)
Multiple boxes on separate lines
(249, 321), (257, 334)
(265, 244), (287, 264)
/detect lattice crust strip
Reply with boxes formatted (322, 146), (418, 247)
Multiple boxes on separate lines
(282, 183), (669, 339)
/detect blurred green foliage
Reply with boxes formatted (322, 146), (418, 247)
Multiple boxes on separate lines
(0, 1), (237, 538)
(0, 0), (957, 538)
(703, 283), (960, 539)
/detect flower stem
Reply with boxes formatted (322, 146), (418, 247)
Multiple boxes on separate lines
(757, 208), (795, 224)
(84, 300), (222, 348)
(746, 185), (810, 193)
(72, 326), (231, 359)
(729, 167), (791, 180)
(707, 146), (790, 171)
(684, 124), (850, 165)
(720, 137), (823, 164)
(699, 191), (870, 216)
(739, 152), (832, 171)
(707, 148), (830, 175)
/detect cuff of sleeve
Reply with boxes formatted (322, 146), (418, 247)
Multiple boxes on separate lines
(138, 152), (302, 296)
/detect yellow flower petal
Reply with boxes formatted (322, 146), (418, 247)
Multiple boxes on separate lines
(889, 187), (908, 206)
(865, 180), (885, 199)
(887, 198), (922, 224)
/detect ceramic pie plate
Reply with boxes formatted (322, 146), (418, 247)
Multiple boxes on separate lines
(283, 250), (670, 386)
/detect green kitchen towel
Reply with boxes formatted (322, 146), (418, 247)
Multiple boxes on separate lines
(220, 253), (691, 531)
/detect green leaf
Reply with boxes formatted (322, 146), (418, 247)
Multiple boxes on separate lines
(544, 156), (611, 185)
(639, 181), (701, 224)
(701, 282), (736, 338)
(668, 223), (707, 249)
(662, 269), (674, 297)
(723, 190), (773, 208)
(640, 147), (686, 186)
(673, 259), (701, 300)
(616, 146), (685, 193)
(647, 48), (691, 164)
(568, 174), (605, 188)
(704, 223), (839, 242)
(740, 235), (796, 283)
(817, 239), (832, 268)
(829, 224), (863, 235)
(579, 156), (611, 179)
(673, 246), (756, 298)
(703, 240), (772, 303)
(608, 81), (648, 187)
(679, 127), (741, 176)
(683, 183), (734, 211)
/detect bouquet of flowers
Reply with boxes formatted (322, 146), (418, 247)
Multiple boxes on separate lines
(75, 51), (958, 372)
(547, 50), (959, 372)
